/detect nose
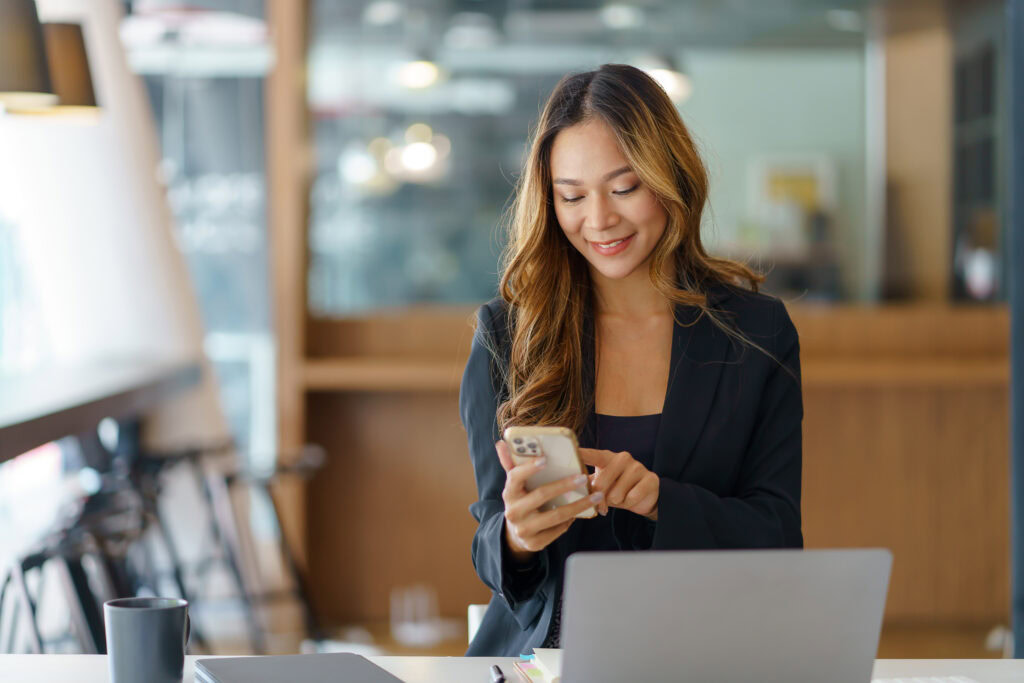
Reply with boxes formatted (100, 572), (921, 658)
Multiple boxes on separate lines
(584, 193), (619, 232)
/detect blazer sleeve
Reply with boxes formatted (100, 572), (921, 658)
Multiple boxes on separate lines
(644, 297), (803, 551)
(461, 303), (550, 629)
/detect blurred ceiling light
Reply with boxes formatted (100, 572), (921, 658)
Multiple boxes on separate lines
(600, 4), (644, 30)
(363, 1), (403, 26)
(16, 23), (100, 117)
(0, 0), (57, 111)
(647, 67), (692, 103)
(400, 141), (438, 172)
(372, 126), (452, 185)
(395, 59), (440, 89)
(368, 136), (392, 156)
(432, 134), (451, 158)
(405, 122), (433, 143)
(384, 147), (405, 175)
(636, 54), (692, 104)
(825, 9), (863, 33)
(339, 147), (378, 185)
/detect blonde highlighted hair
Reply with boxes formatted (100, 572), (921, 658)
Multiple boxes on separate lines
(496, 64), (763, 435)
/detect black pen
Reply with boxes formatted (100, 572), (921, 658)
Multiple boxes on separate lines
(490, 664), (506, 682)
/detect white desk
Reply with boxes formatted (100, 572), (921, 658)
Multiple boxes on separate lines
(2, 655), (1024, 682)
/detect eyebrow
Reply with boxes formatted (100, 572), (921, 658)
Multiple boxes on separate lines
(552, 165), (633, 186)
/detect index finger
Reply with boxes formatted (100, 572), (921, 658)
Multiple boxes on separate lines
(506, 454), (547, 493)
(578, 447), (614, 468)
(495, 441), (514, 473)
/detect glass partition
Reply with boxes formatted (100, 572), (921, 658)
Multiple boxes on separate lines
(124, 0), (275, 461)
(307, 1), (874, 314)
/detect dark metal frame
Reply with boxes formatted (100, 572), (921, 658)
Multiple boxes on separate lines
(1010, 0), (1024, 658)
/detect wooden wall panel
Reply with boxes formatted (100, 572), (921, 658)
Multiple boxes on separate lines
(306, 391), (489, 622)
(307, 304), (1011, 360)
(307, 307), (477, 358)
(791, 305), (1009, 358)
(300, 304), (1010, 626)
(803, 386), (1010, 622)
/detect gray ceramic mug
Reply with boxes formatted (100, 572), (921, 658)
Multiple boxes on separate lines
(104, 597), (190, 683)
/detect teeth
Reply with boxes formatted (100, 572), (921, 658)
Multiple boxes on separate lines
(598, 238), (625, 248)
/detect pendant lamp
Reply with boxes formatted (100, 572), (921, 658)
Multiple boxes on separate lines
(0, 0), (57, 110)
(40, 23), (99, 111)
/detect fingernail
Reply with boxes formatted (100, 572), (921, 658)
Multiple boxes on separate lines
(535, 456), (547, 467)
(572, 474), (587, 485)
(589, 492), (604, 503)
(599, 507), (608, 517)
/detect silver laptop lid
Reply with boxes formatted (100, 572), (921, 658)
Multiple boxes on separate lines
(561, 548), (891, 683)
(194, 653), (403, 683)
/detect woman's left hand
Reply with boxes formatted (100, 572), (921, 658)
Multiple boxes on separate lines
(578, 448), (659, 520)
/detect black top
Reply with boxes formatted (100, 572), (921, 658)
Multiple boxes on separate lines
(594, 412), (662, 469)
(461, 283), (804, 657)
(551, 413), (663, 558)
(540, 412), (662, 647)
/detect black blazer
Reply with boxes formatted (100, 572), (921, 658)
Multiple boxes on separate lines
(459, 283), (803, 657)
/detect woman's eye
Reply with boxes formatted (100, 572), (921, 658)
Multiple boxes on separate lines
(558, 184), (636, 203)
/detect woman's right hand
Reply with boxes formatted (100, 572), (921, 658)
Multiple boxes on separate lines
(495, 440), (604, 563)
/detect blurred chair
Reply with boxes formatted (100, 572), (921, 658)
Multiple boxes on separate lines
(0, 476), (143, 653)
(133, 439), (328, 653)
(0, 420), (327, 655)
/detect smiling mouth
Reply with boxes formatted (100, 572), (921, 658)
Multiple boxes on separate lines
(589, 233), (636, 251)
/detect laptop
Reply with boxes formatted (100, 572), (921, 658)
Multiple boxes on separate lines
(560, 548), (892, 683)
(194, 653), (402, 683)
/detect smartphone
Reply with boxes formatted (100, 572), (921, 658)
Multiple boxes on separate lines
(502, 426), (596, 519)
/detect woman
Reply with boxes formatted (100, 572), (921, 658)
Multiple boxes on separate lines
(459, 64), (803, 657)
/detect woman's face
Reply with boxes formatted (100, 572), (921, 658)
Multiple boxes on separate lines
(549, 118), (668, 282)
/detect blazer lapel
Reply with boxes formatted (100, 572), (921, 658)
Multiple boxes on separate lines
(652, 287), (734, 481)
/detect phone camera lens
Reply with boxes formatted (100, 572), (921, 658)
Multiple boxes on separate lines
(516, 447), (526, 454)
(513, 438), (523, 444)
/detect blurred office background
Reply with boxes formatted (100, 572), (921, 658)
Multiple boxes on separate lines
(0, 0), (1021, 659)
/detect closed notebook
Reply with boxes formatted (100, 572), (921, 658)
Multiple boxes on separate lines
(513, 659), (545, 682)
(194, 653), (403, 683)
(532, 648), (563, 683)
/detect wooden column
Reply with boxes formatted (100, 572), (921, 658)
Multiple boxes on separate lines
(266, 0), (310, 566)
(884, 3), (954, 300)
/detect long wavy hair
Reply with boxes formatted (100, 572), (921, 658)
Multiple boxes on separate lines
(495, 64), (764, 435)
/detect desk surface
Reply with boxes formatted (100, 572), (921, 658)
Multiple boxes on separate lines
(1, 655), (1023, 682)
